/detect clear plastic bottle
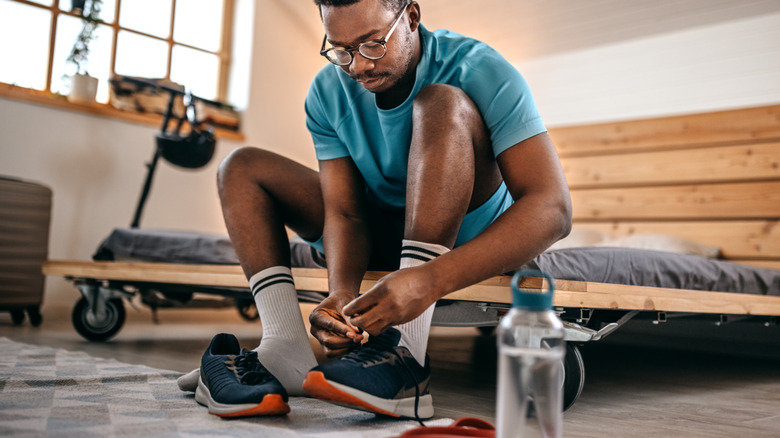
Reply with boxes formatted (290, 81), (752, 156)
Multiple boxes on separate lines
(496, 270), (565, 438)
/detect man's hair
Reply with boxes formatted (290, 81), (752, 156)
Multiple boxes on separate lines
(313, 0), (408, 12)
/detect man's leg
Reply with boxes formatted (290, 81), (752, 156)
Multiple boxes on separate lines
(218, 147), (325, 275)
(399, 83), (501, 365)
(217, 146), (324, 396)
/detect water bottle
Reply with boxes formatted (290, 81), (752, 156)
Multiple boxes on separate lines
(496, 270), (565, 438)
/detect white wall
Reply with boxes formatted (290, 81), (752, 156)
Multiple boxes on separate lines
(241, 0), (323, 170)
(0, 100), (244, 308)
(518, 12), (780, 126)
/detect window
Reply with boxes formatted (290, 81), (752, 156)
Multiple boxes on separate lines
(0, 0), (235, 105)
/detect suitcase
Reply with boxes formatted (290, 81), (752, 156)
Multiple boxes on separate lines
(0, 176), (52, 325)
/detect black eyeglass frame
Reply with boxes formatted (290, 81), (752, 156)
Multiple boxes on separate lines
(319, 1), (412, 66)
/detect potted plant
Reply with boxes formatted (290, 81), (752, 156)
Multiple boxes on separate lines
(66, 0), (103, 104)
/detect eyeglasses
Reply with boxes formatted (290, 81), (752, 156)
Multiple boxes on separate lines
(320, 2), (410, 66)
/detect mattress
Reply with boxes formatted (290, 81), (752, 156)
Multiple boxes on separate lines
(94, 228), (780, 297)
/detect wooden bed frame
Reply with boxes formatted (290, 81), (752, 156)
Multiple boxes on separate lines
(41, 261), (780, 317)
(43, 103), (780, 316)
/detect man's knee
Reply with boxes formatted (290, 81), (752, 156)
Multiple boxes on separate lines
(413, 83), (483, 128)
(218, 146), (272, 186)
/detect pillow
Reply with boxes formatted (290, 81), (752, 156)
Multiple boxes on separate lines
(595, 234), (721, 259)
(549, 227), (608, 250)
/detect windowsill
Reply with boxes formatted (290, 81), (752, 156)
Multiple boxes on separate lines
(0, 84), (245, 142)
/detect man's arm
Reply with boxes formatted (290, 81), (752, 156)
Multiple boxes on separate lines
(344, 132), (572, 334)
(442, 132), (572, 285)
(308, 156), (372, 356)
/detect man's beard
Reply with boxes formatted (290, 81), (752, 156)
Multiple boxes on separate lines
(351, 35), (415, 94)
(350, 71), (392, 83)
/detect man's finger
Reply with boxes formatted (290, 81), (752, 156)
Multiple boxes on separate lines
(343, 292), (378, 316)
(311, 309), (356, 337)
(350, 313), (389, 337)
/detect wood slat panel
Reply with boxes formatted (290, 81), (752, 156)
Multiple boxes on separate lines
(39, 260), (523, 303)
(548, 104), (780, 157)
(573, 220), (780, 259)
(42, 260), (780, 316)
(571, 181), (780, 220)
(562, 142), (780, 188)
(563, 281), (780, 316)
(38, 260), (498, 297)
(44, 260), (250, 288)
(734, 260), (780, 271)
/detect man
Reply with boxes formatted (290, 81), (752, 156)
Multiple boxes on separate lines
(191, 0), (571, 421)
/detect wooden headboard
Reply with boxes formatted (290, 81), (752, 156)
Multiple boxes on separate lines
(547, 104), (780, 270)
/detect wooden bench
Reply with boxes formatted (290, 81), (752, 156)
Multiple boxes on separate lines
(41, 260), (780, 317)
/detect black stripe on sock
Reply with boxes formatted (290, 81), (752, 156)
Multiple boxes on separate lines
(400, 245), (443, 259)
(252, 273), (294, 297)
(400, 253), (434, 263)
(252, 278), (295, 297)
(254, 272), (293, 288)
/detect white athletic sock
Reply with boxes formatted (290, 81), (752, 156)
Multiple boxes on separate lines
(250, 266), (317, 396)
(396, 239), (450, 366)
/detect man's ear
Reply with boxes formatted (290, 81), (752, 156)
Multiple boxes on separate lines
(408, 1), (421, 32)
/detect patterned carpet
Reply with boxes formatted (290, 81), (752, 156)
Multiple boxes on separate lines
(0, 337), (452, 437)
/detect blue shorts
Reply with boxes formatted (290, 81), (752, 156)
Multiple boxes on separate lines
(302, 181), (513, 258)
(454, 181), (513, 246)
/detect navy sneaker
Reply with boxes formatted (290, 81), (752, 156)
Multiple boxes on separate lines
(195, 333), (290, 417)
(303, 328), (433, 420)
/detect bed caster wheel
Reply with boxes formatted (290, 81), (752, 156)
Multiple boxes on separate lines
(563, 343), (585, 411)
(10, 309), (25, 326)
(236, 298), (259, 321)
(526, 343), (586, 417)
(72, 297), (126, 342)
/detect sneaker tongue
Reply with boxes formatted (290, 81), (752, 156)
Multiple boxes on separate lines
(368, 328), (401, 350)
(233, 348), (272, 385)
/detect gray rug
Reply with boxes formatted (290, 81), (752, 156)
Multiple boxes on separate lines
(0, 337), (453, 437)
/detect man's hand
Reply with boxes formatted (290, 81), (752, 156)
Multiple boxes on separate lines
(309, 293), (364, 358)
(342, 266), (439, 336)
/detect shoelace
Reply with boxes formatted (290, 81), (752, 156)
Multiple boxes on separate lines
(226, 348), (273, 385)
(343, 336), (427, 427)
(389, 348), (426, 427)
(341, 342), (391, 366)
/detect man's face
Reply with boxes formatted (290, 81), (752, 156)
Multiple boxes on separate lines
(320, 0), (416, 94)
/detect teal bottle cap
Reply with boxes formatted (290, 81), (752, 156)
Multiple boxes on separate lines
(510, 270), (555, 310)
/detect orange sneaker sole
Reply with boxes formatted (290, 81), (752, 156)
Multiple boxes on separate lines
(213, 393), (290, 418)
(303, 371), (400, 418)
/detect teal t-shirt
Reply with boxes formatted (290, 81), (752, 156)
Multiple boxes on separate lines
(305, 24), (546, 212)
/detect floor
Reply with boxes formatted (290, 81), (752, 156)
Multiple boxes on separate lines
(2, 300), (780, 437)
